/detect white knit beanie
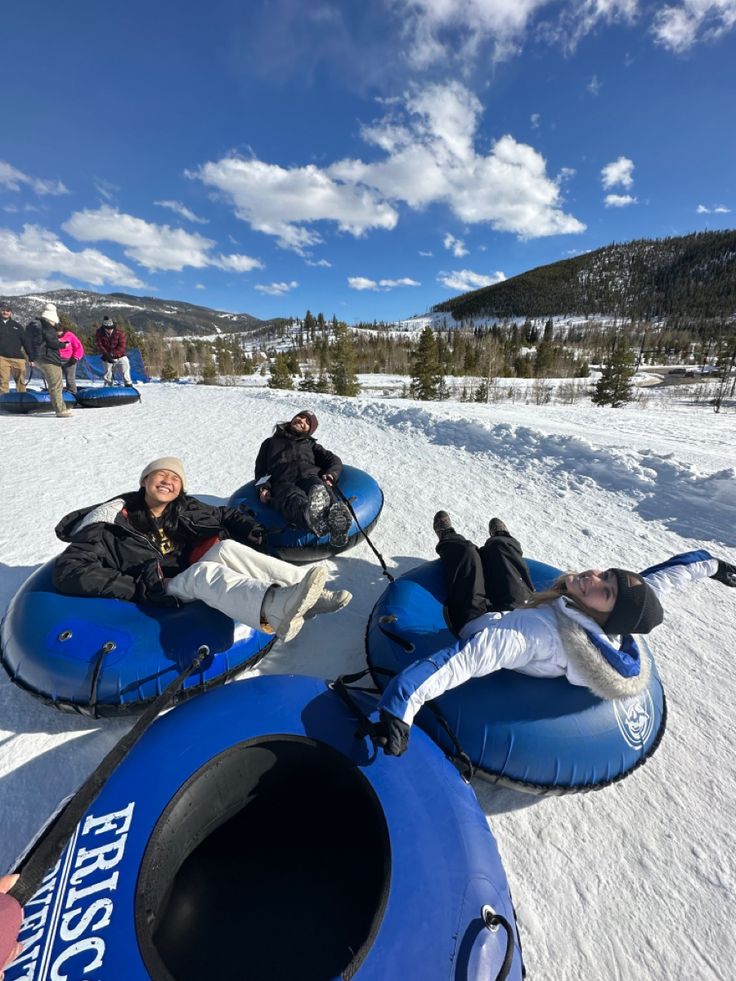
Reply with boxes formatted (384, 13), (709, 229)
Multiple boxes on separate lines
(139, 457), (186, 487)
(40, 303), (59, 325)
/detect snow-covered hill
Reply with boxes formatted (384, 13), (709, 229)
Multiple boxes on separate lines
(1, 384), (735, 979)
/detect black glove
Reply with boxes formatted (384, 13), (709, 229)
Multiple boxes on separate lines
(101, 354), (115, 364)
(136, 564), (179, 607)
(63, 357), (77, 366)
(711, 560), (736, 587)
(247, 524), (267, 546)
(371, 710), (411, 757)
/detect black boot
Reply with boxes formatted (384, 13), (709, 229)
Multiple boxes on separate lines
(327, 502), (352, 548)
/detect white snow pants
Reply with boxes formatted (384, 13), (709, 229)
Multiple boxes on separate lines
(166, 539), (304, 630)
(104, 355), (132, 385)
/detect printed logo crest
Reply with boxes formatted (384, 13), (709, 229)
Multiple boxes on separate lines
(614, 691), (655, 749)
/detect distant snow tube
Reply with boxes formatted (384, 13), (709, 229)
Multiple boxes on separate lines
(228, 464), (384, 562)
(0, 561), (275, 717)
(74, 384), (141, 407)
(7, 675), (524, 981)
(0, 388), (77, 414)
(366, 559), (666, 795)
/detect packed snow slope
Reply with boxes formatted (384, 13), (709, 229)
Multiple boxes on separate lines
(1, 384), (735, 980)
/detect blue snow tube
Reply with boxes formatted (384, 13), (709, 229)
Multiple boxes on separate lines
(74, 384), (141, 407)
(228, 464), (384, 562)
(6, 675), (524, 981)
(0, 561), (274, 717)
(366, 559), (666, 794)
(0, 388), (77, 413)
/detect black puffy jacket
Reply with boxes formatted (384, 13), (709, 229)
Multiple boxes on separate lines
(254, 424), (343, 498)
(53, 492), (262, 604)
(25, 319), (63, 365)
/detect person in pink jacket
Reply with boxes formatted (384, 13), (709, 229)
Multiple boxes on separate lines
(54, 324), (84, 394)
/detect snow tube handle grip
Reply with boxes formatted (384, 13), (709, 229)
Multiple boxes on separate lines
(481, 905), (516, 981)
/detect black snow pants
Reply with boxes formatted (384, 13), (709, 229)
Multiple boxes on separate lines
(274, 475), (337, 528)
(436, 530), (535, 634)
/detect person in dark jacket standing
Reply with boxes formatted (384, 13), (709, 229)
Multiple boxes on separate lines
(25, 303), (72, 417)
(255, 410), (352, 547)
(96, 316), (132, 385)
(54, 457), (351, 643)
(0, 301), (31, 394)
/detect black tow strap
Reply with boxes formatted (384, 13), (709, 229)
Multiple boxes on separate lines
(334, 486), (394, 583)
(331, 668), (475, 781)
(9, 649), (211, 907)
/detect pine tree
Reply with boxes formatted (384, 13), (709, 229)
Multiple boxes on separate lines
(161, 361), (179, 382)
(329, 324), (360, 396)
(298, 370), (318, 392)
(409, 327), (443, 400)
(592, 342), (635, 407)
(268, 354), (294, 390)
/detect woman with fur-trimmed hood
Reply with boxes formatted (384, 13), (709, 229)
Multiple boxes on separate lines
(371, 511), (736, 756)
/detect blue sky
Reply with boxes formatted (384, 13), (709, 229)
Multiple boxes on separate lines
(2, 0), (734, 322)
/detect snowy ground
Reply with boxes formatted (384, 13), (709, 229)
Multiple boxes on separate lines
(1, 383), (735, 980)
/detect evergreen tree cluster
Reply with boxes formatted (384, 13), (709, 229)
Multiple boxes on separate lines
(432, 231), (736, 323)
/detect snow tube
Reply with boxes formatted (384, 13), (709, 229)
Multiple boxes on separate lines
(0, 388), (77, 414)
(228, 464), (384, 562)
(0, 561), (274, 717)
(74, 385), (141, 407)
(366, 559), (666, 795)
(6, 675), (524, 981)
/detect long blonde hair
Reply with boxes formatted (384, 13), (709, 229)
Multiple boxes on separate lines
(521, 573), (608, 626)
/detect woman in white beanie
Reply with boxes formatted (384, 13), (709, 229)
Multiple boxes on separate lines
(53, 457), (351, 643)
(24, 303), (72, 417)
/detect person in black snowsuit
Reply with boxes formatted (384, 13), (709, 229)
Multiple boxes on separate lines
(254, 410), (352, 547)
(54, 457), (351, 643)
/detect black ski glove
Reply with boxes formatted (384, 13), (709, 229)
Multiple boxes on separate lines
(371, 711), (411, 757)
(711, 560), (736, 587)
(101, 354), (115, 364)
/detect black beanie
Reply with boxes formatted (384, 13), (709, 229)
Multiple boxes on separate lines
(605, 569), (663, 635)
(292, 410), (318, 435)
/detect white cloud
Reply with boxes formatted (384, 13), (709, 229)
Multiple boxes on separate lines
(93, 177), (119, 202)
(601, 156), (635, 189)
(419, 249), (434, 256)
(652, 0), (736, 52)
(0, 276), (72, 295)
(155, 199), (209, 224)
(444, 232), (469, 256)
(587, 74), (602, 95)
(437, 268), (506, 291)
(0, 161), (68, 196)
(604, 193), (637, 207)
(697, 203), (731, 213)
(254, 280), (299, 295)
(305, 257), (333, 267)
(531, 112), (541, 128)
(63, 206), (263, 274)
(189, 158), (398, 254)
(348, 276), (420, 291)
(0, 224), (145, 292)
(395, 0), (638, 66)
(193, 83), (584, 249)
(195, 283), (206, 289)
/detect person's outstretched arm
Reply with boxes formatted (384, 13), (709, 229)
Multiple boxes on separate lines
(641, 550), (735, 601)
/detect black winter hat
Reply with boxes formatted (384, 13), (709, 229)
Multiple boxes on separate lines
(605, 569), (663, 635)
(102, 316), (115, 328)
(291, 410), (318, 435)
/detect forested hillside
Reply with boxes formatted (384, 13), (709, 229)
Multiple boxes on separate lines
(433, 231), (736, 323)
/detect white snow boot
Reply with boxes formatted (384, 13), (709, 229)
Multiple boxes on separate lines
(260, 566), (327, 642)
(305, 588), (352, 619)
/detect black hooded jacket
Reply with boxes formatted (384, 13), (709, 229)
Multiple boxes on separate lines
(25, 319), (63, 365)
(254, 423), (342, 498)
(0, 317), (31, 360)
(53, 492), (262, 604)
